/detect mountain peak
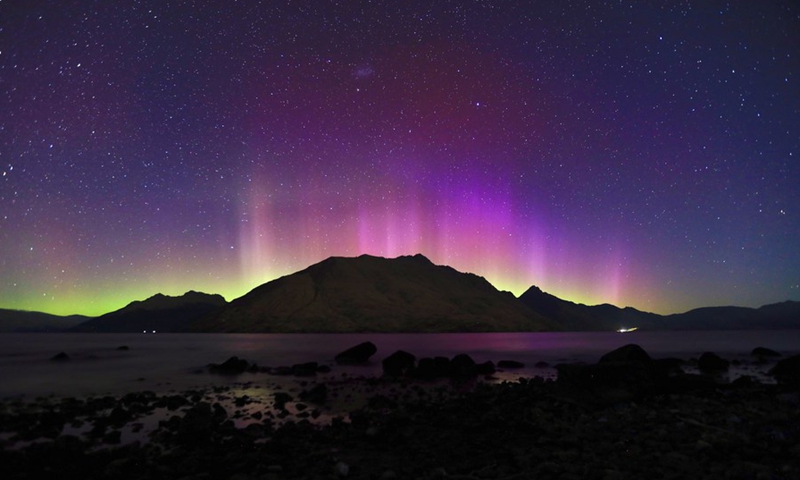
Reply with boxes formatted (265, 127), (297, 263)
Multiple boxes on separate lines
(192, 254), (556, 333)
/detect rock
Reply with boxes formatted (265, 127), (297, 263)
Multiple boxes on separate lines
(299, 384), (328, 404)
(334, 461), (350, 477)
(116, 345), (130, 351)
(382, 350), (416, 377)
(413, 357), (451, 380)
(291, 361), (318, 376)
(556, 348), (657, 404)
(335, 341), (378, 364)
(213, 403), (228, 421)
(475, 360), (496, 375)
(273, 392), (293, 410)
(209, 356), (249, 374)
(599, 344), (651, 364)
(36, 411), (66, 438)
(177, 402), (215, 444)
(164, 394), (189, 411)
(449, 354), (477, 378)
(107, 406), (131, 427)
(752, 347), (781, 358)
(50, 352), (71, 362)
(769, 354), (800, 386)
(697, 352), (730, 374)
(497, 360), (525, 369)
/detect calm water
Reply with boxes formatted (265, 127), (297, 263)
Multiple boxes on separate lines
(1, 331), (798, 398)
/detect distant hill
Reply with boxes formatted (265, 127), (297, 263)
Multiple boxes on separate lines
(191, 254), (558, 332)
(0, 309), (90, 332)
(71, 291), (227, 333)
(519, 286), (800, 331)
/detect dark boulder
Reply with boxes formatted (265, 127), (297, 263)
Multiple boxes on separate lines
(769, 354), (800, 386)
(449, 354), (477, 378)
(273, 392), (293, 410)
(556, 345), (658, 404)
(208, 356), (249, 374)
(599, 344), (651, 364)
(299, 384), (328, 404)
(335, 342), (378, 364)
(556, 360), (655, 403)
(107, 406), (132, 428)
(751, 347), (781, 358)
(697, 352), (730, 374)
(382, 350), (416, 377)
(476, 360), (496, 375)
(291, 361), (319, 376)
(497, 360), (525, 369)
(212, 402), (227, 421)
(50, 352), (70, 362)
(177, 402), (216, 444)
(413, 357), (438, 380)
(162, 394), (189, 411)
(413, 356), (452, 380)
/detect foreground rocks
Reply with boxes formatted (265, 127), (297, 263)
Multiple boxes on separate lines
(2, 344), (799, 480)
(335, 342), (378, 364)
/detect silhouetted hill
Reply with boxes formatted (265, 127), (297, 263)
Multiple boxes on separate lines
(71, 291), (227, 333)
(519, 286), (800, 330)
(0, 309), (90, 332)
(517, 286), (660, 331)
(191, 254), (558, 332)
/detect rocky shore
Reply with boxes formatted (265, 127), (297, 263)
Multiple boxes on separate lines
(2, 344), (799, 480)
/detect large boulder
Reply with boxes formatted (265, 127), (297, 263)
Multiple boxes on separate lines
(751, 347), (782, 364)
(291, 361), (319, 376)
(382, 350), (416, 377)
(751, 347), (781, 358)
(412, 356), (452, 380)
(556, 345), (657, 404)
(299, 384), (328, 404)
(449, 354), (477, 378)
(769, 354), (800, 386)
(335, 342), (378, 364)
(599, 344), (651, 364)
(475, 360), (496, 375)
(208, 356), (249, 374)
(177, 402), (216, 445)
(697, 352), (730, 374)
(50, 352), (71, 362)
(497, 360), (525, 369)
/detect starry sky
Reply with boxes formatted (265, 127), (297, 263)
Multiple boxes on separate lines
(2, 1), (799, 317)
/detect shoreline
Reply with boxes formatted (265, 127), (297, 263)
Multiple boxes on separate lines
(2, 343), (800, 479)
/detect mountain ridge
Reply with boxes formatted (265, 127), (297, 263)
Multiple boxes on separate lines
(191, 253), (558, 332)
(70, 291), (226, 333)
(2, 254), (799, 332)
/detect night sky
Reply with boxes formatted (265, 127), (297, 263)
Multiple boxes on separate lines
(2, 1), (798, 317)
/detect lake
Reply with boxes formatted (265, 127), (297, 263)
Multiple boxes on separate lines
(1, 330), (798, 399)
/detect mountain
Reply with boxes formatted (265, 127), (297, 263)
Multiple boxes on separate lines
(517, 286), (660, 331)
(0, 309), (90, 332)
(661, 302), (800, 330)
(191, 254), (558, 332)
(71, 291), (227, 332)
(519, 286), (800, 331)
